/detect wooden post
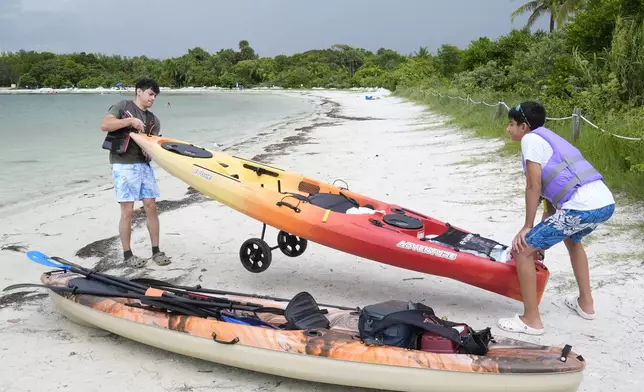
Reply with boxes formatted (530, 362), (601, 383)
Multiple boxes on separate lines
(495, 102), (505, 118)
(572, 107), (581, 141)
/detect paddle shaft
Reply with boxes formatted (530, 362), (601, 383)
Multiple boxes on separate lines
(131, 277), (356, 311)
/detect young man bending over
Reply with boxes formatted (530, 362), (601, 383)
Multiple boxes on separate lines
(498, 101), (615, 335)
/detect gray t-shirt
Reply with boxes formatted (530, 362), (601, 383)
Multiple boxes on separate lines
(107, 100), (161, 164)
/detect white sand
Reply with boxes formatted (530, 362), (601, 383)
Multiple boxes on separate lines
(1, 90), (643, 392)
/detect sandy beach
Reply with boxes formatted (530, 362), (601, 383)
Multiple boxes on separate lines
(1, 90), (643, 392)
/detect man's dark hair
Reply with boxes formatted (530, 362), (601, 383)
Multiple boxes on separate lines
(135, 78), (160, 95)
(508, 101), (546, 130)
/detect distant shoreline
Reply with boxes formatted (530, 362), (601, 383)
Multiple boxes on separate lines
(0, 86), (388, 95)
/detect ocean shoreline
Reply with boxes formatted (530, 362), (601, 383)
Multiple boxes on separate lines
(0, 90), (322, 217)
(0, 86), (388, 95)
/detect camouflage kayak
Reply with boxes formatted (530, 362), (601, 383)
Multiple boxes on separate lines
(29, 266), (585, 392)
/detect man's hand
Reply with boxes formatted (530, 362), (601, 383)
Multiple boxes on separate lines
(128, 117), (145, 132)
(101, 113), (144, 132)
(512, 227), (532, 254)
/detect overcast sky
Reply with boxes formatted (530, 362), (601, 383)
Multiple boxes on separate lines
(0, 0), (549, 58)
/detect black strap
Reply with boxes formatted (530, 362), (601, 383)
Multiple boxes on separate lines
(144, 109), (151, 135)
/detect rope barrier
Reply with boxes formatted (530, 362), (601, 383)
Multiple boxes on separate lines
(413, 89), (642, 142)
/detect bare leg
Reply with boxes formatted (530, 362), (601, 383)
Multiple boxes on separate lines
(119, 202), (134, 252)
(564, 239), (595, 315)
(142, 198), (159, 248)
(513, 246), (544, 329)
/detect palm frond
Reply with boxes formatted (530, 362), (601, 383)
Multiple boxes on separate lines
(511, 1), (541, 21)
(555, 0), (581, 28)
(526, 5), (548, 28)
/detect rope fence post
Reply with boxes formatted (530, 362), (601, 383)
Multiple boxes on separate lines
(572, 108), (581, 141)
(495, 102), (505, 119)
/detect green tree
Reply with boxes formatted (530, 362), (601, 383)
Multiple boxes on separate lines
(330, 44), (365, 77)
(237, 40), (258, 62)
(565, 0), (644, 53)
(373, 48), (408, 70)
(436, 44), (462, 77)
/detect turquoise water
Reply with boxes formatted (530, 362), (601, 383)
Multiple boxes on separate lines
(0, 92), (317, 210)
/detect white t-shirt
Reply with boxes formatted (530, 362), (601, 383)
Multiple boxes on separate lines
(521, 133), (615, 210)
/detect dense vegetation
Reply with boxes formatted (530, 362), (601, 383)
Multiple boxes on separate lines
(1, 0), (643, 200)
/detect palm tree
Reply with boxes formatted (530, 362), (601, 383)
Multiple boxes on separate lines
(511, 0), (579, 32)
(413, 46), (430, 59)
(511, 0), (559, 32)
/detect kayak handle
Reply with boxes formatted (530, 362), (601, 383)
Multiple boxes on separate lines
(276, 200), (301, 213)
(211, 332), (240, 345)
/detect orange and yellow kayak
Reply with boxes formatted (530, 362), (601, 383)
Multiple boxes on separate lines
(130, 133), (549, 303)
(36, 269), (583, 392)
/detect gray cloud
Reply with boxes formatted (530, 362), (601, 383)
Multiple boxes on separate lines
(0, 0), (549, 58)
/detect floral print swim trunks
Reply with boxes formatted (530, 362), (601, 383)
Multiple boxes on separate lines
(112, 163), (160, 202)
(525, 204), (615, 250)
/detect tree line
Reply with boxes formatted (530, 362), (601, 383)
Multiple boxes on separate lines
(1, 0), (643, 120)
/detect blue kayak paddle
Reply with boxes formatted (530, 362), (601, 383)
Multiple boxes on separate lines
(26, 250), (71, 270)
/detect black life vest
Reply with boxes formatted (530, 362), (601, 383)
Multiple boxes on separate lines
(101, 100), (156, 155)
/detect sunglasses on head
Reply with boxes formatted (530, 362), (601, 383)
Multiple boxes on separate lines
(515, 104), (532, 129)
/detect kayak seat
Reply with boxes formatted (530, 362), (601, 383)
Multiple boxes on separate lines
(283, 292), (330, 330)
(306, 193), (359, 213)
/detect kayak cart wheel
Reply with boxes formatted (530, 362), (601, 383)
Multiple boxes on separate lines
(276, 231), (308, 257)
(239, 238), (272, 273)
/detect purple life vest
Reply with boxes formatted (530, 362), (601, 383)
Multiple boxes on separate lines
(522, 127), (603, 209)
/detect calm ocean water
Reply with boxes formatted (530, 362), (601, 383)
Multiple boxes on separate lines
(0, 92), (317, 211)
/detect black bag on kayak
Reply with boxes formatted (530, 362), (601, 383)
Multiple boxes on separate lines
(358, 300), (491, 356)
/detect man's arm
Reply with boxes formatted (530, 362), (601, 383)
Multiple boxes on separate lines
(100, 113), (135, 132)
(524, 160), (543, 229)
(99, 101), (142, 132)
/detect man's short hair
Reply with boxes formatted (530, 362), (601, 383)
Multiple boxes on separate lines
(135, 78), (160, 95)
(508, 101), (546, 130)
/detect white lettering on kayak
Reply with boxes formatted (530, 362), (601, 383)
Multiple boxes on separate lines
(192, 168), (212, 180)
(396, 241), (457, 260)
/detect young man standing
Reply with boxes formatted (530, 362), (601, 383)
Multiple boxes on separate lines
(100, 78), (171, 268)
(498, 101), (615, 335)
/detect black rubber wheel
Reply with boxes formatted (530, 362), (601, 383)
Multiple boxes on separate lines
(277, 231), (308, 257)
(239, 238), (272, 273)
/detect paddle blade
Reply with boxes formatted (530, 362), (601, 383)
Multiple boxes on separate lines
(26, 250), (70, 270)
